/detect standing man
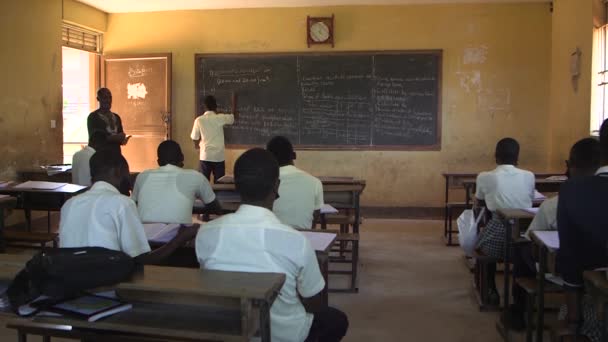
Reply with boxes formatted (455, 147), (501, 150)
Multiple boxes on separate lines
(87, 88), (130, 147)
(190, 95), (237, 182)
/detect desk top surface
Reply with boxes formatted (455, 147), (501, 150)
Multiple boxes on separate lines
(213, 182), (366, 192)
(496, 208), (536, 220)
(118, 266), (285, 301)
(443, 172), (564, 178)
(0, 196), (17, 207)
(584, 270), (608, 295)
(0, 183), (87, 194)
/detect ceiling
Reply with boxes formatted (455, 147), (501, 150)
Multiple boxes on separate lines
(77, 0), (550, 13)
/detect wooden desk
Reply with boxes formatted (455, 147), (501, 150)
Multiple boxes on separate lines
(7, 266), (285, 342)
(0, 183), (86, 231)
(212, 180), (367, 233)
(530, 230), (560, 342)
(584, 270), (608, 342)
(0, 196), (17, 252)
(461, 178), (564, 207)
(496, 208), (536, 339)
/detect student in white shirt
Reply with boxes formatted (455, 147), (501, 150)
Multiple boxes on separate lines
(475, 138), (535, 306)
(196, 148), (348, 342)
(266, 136), (323, 229)
(132, 140), (220, 224)
(59, 149), (199, 264)
(190, 95), (237, 183)
(507, 137), (600, 330)
(71, 131), (107, 186)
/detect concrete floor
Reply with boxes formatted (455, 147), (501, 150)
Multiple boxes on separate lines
(0, 218), (546, 341)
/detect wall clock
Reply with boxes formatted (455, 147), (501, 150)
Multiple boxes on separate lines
(307, 15), (334, 48)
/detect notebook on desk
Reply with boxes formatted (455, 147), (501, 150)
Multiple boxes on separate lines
(143, 223), (181, 243)
(300, 231), (337, 252)
(45, 294), (131, 322)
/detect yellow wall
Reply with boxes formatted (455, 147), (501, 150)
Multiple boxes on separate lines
(548, 0), (595, 170)
(104, 3), (552, 207)
(0, 0), (63, 180)
(62, 0), (107, 32)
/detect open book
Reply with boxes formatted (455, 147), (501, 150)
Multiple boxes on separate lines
(143, 223), (181, 243)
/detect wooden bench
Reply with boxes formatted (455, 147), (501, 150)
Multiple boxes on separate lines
(328, 233), (359, 293)
(515, 277), (564, 342)
(472, 250), (501, 311)
(4, 231), (58, 249)
(444, 201), (470, 246)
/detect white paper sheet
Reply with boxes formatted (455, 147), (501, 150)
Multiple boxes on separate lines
(143, 223), (181, 243)
(523, 207), (539, 215)
(300, 231), (336, 252)
(13, 181), (67, 190)
(320, 204), (339, 214)
(534, 190), (546, 200)
(533, 230), (559, 250)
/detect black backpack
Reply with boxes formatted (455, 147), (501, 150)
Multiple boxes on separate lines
(7, 247), (137, 314)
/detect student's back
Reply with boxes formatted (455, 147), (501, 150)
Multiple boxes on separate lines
(476, 164), (534, 211)
(273, 165), (323, 229)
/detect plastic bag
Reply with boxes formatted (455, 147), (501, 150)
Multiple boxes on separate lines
(457, 208), (485, 256)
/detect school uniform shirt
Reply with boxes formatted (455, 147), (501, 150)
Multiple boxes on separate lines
(132, 164), (216, 224)
(523, 196), (558, 240)
(59, 181), (151, 258)
(475, 165), (535, 212)
(71, 145), (95, 186)
(273, 165), (324, 229)
(195, 205), (325, 342)
(190, 111), (235, 162)
(557, 166), (608, 289)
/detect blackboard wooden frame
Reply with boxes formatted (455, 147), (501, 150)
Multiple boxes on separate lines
(194, 50), (442, 151)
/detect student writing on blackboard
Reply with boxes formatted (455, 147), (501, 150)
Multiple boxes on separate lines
(87, 88), (131, 147)
(190, 95), (238, 182)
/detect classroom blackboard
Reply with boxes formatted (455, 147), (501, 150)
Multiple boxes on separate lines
(195, 51), (441, 150)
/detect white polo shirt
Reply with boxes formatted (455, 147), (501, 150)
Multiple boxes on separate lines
(71, 146), (96, 186)
(524, 196), (558, 240)
(132, 164), (216, 224)
(59, 181), (151, 258)
(196, 205), (325, 342)
(475, 164), (535, 212)
(273, 165), (324, 229)
(190, 111), (235, 162)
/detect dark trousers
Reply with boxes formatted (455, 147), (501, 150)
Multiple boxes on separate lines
(305, 306), (349, 342)
(199, 160), (226, 183)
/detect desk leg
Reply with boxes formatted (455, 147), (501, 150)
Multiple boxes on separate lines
(603, 302), (608, 342)
(536, 245), (547, 342)
(502, 218), (512, 342)
(0, 208), (5, 253)
(259, 300), (271, 342)
(354, 191), (360, 234)
(444, 178), (449, 238)
(24, 208), (32, 232)
(17, 331), (26, 342)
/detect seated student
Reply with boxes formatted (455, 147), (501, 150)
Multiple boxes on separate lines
(71, 131), (107, 186)
(132, 140), (220, 224)
(59, 150), (198, 264)
(558, 119), (608, 341)
(196, 148), (348, 342)
(266, 136), (323, 229)
(507, 138), (600, 329)
(475, 137), (535, 305)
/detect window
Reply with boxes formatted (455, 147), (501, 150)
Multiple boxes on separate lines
(61, 24), (102, 163)
(592, 24), (608, 135)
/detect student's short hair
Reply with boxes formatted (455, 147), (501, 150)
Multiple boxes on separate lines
(97, 87), (111, 98)
(88, 131), (108, 148)
(600, 119), (608, 161)
(266, 136), (295, 166)
(234, 148), (279, 202)
(203, 95), (217, 111)
(495, 137), (520, 165)
(157, 140), (184, 166)
(569, 137), (601, 171)
(90, 149), (128, 180)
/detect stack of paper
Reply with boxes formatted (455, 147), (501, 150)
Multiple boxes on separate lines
(523, 207), (539, 215)
(300, 231), (337, 252)
(216, 175), (234, 183)
(545, 175), (568, 181)
(533, 230), (560, 250)
(143, 223), (181, 243)
(534, 190), (546, 200)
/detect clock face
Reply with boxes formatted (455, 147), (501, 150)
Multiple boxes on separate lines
(310, 21), (330, 43)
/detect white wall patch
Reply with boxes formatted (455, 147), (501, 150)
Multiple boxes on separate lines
(463, 46), (488, 65)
